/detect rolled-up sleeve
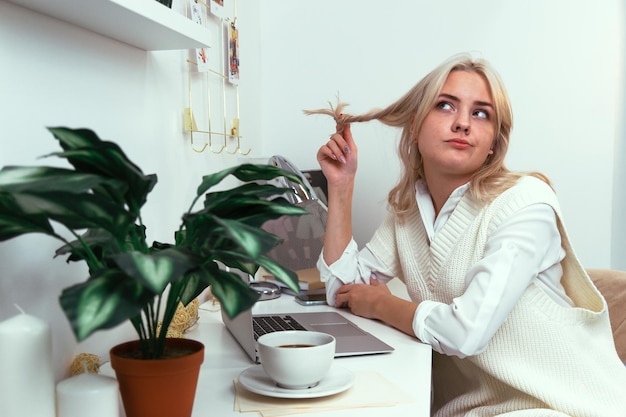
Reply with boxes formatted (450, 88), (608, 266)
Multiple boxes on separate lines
(317, 239), (394, 307)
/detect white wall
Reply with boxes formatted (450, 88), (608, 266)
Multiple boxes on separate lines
(0, 0), (624, 382)
(612, 4), (626, 271)
(256, 0), (625, 269)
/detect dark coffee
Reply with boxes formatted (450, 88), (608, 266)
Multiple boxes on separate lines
(278, 344), (315, 348)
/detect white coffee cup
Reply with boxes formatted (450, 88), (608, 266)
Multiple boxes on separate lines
(257, 330), (335, 389)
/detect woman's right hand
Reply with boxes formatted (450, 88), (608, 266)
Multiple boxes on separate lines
(317, 123), (358, 188)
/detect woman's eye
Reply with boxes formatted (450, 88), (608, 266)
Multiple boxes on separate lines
(474, 109), (489, 119)
(437, 101), (453, 111)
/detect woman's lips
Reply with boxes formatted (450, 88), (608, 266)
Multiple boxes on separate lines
(446, 138), (472, 149)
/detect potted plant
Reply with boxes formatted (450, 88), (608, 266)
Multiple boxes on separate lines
(0, 127), (307, 417)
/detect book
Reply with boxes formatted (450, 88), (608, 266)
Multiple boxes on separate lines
(261, 267), (325, 294)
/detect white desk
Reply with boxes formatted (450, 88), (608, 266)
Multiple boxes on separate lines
(186, 282), (432, 417)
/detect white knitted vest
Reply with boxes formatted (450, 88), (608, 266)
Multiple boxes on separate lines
(368, 176), (626, 417)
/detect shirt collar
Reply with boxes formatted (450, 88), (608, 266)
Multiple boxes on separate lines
(415, 180), (470, 241)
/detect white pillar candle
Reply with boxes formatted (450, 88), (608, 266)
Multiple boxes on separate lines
(0, 310), (55, 417)
(56, 371), (119, 417)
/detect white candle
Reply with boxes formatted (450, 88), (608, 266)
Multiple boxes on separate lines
(0, 311), (55, 417)
(56, 371), (119, 417)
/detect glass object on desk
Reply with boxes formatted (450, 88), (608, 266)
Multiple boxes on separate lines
(200, 287), (222, 312)
(262, 156), (327, 273)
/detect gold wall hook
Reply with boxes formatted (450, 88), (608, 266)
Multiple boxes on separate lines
(183, 0), (247, 156)
(190, 131), (209, 153)
(191, 141), (209, 153)
(235, 135), (250, 155)
(209, 134), (226, 154)
(224, 138), (239, 155)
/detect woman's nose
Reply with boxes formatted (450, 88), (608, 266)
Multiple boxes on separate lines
(453, 116), (470, 134)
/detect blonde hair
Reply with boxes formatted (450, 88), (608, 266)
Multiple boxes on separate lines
(304, 53), (550, 218)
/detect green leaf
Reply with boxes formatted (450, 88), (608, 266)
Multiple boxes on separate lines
(0, 166), (125, 194)
(196, 164), (303, 197)
(47, 127), (145, 178)
(213, 217), (284, 258)
(0, 165), (132, 242)
(55, 225), (149, 268)
(9, 191), (132, 241)
(60, 268), (151, 341)
(204, 194), (309, 219)
(202, 249), (299, 294)
(55, 228), (118, 264)
(177, 269), (211, 306)
(201, 183), (292, 212)
(0, 193), (55, 241)
(47, 127), (157, 215)
(206, 266), (259, 318)
(256, 255), (300, 294)
(51, 147), (156, 205)
(230, 164), (305, 185)
(111, 248), (195, 294)
(48, 127), (107, 150)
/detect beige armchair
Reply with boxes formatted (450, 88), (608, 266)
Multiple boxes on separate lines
(587, 269), (626, 363)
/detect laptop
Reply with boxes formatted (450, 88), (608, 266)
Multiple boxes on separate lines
(221, 304), (394, 363)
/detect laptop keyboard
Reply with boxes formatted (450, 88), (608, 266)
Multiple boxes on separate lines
(253, 315), (307, 339)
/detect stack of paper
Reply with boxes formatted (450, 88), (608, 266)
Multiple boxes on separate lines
(234, 370), (415, 416)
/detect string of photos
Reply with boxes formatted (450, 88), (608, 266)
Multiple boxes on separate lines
(184, 0), (247, 154)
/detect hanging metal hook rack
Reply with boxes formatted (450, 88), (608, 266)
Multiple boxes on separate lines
(183, 1), (248, 155)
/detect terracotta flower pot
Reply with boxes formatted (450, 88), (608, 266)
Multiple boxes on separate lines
(110, 338), (204, 417)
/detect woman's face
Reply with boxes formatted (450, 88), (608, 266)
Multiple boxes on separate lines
(416, 70), (496, 185)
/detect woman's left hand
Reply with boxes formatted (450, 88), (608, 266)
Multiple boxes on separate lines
(334, 277), (391, 319)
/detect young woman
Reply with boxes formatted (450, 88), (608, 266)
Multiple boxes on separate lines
(306, 53), (626, 416)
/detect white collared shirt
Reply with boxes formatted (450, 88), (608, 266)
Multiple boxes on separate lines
(318, 181), (572, 358)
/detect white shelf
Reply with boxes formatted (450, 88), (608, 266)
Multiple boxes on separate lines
(8, 0), (211, 51)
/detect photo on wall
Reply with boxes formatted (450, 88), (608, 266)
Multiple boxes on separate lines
(227, 21), (240, 84)
(189, 0), (209, 72)
(209, 0), (227, 19)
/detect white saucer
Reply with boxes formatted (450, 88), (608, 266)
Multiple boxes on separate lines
(237, 365), (354, 399)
